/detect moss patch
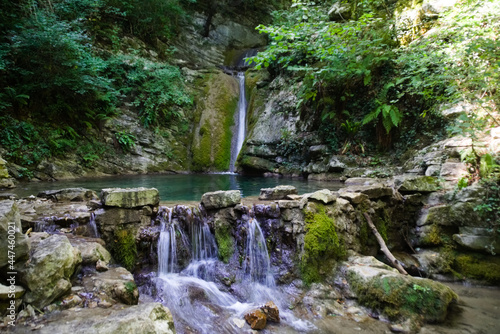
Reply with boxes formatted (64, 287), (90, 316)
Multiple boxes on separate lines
(301, 203), (346, 285)
(112, 228), (137, 271)
(349, 273), (457, 323)
(453, 253), (500, 284)
(214, 219), (235, 264)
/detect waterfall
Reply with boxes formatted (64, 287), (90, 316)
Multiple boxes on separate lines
(243, 218), (275, 287)
(158, 207), (189, 275)
(183, 219), (219, 280)
(89, 212), (100, 238)
(229, 72), (247, 173)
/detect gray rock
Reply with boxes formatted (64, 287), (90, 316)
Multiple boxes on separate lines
(398, 176), (441, 193)
(305, 189), (337, 204)
(82, 267), (139, 305)
(259, 185), (298, 200)
(339, 192), (369, 205)
(201, 190), (241, 209)
(339, 184), (394, 199)
(328, 156), (347, 172)
(18, 302), (176, 334)
(277, 200), (301, 209)
(0, 200), (30, 268)
(37, 188), (98, 202)
(19, 234), (82, 309)
(101, 187), (160, 208)
(0, 283), (25, 316)
(453, 233), (500, 254)
(68, 237), (112, 265)
(440, 162), (468, 181)
(239, 155), (276, 172)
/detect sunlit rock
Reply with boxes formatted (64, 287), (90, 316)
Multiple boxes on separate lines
(101, 187), (159, 208)
(201, 190), (241, 209)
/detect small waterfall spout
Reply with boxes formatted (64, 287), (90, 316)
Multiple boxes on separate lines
(158, 207), (189, 275)
(243, 218), (275, 287)
(183, 220), (219, 280)
(89, 212), (100, 238)
(229, 72), (247, 173)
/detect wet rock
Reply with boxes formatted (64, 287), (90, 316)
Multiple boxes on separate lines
(201, 190), (241, 209)
(0, 200), (30, 268)
(343, 256), (458, 324)
(259, 185), (298, 200)
(96, 259), (109, 272)
(244, 309), (267, 330)
(413, 250), (450, 278)
(239, 156), (276, 172)
(232, 317), (246, 328)
(37, 188), (98, 202)
(82, 267), (139, 305)
(19, 234), (82, 309)
(262, 301), (280, 323)
(101, 187), (160, 208)
(398, 176), (441, 194)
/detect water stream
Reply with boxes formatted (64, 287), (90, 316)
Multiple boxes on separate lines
(153, 206), (314, 334)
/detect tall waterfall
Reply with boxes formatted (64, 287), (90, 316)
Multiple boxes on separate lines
(229, 72), (247, 173)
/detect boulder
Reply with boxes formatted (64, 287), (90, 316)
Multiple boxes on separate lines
(398, 176), (441, 193)
(304, 189), (337, 204)
(19, 234), (82, 309)
(37, 188), (98, 202)
(262, 301), (280, 323)
(244, 309), (267, 330)
(259, 185), (298, 200)
(101, 187), (160, 208)
(68, 237), (112, 265)
(0, 200), (30, 268)
(17, 302), (176, 334)
(82, 267), (139, 305)
(339, 184), (394, 199)
(453, 227), (500, 254)
(339, 192), (369, 205)
(343, 256), (458, 324)
(201, 190), (241, 209)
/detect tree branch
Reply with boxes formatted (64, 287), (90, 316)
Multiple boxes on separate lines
(363, 212), (408, 275)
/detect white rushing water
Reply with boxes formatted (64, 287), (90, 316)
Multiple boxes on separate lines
(229, 72), (247, 173)
(155, 207), (314, 333)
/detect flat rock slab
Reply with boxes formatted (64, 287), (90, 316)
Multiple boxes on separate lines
(201, 190), (241, 209)
(398, 176), (441, 193)
(37, 188), (98, 202)
(101, 187), (159, 208)
(11, 302), (175, 334)
(259, 185), (298, 200)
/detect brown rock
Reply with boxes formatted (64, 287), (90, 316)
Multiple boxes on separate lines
(244, 309), (267, 330)
(262, 301), (280, 323)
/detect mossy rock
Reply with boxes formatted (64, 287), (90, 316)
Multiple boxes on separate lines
(346, 256), (458, 325)
(452, 253), (500, 284)
(214, 218), (235, 264)
(301, 202), (346, 285)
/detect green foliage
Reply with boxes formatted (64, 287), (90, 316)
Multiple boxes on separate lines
(115, 131), (136, 152)
(129, 61), (192, 129)
(301, 203), (345, 285)
(112, 228), (138, 271)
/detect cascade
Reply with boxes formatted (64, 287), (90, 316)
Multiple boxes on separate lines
(88, 212), (100, 238)
(157, 207), (189, 275)
(242, 217), (275, 287)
